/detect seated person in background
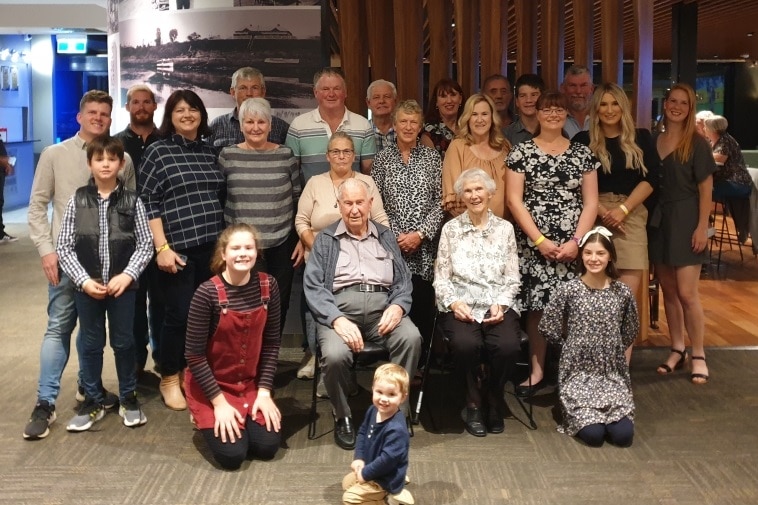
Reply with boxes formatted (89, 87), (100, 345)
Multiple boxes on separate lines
(433, 169), (522, 438)
(703, 114), (752, 242)
(184, 223), (282, 470)
(342, 364), (414, 505)
(303, 178), (421, 451)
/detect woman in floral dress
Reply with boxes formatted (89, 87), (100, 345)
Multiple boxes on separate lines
(506, 91), (599, 397)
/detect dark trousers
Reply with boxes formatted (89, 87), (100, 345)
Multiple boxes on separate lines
(577, 416), (634, 447)
(409, 275), (436, 353)
(254, 230), (298, 335)
(437, 309), (521, 407)
(75, 290), (137, 403)
(154, 243), (213, 376)
(200, 418), (280, 470)
(176, 0), (190, 8)
(135, 259), (165, 370)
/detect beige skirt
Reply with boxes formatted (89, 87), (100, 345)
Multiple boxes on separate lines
(597, 193), (649, 270)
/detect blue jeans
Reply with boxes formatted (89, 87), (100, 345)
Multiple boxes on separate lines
(37, 272), (81, 405)
(75, 289), (137, 403)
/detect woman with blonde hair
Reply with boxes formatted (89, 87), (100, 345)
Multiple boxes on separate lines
(649, 83), (715, 385)
(573, 83), (660, 361)
(442, 93), (511, 219)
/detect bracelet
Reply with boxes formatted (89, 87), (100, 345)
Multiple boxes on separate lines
(533, 235), (546, 246)
(571, 236), (581, 245)
(619, 204), (630, 216)
(155, 243), (170, 254)
(416, 230), (425, 241)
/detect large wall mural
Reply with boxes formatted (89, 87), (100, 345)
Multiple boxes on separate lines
(107, 0), (324, 127)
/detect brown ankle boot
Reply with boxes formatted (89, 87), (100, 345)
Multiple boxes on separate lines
(160, 373), (187, 411)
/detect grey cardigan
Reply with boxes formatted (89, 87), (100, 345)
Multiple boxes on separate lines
(303, 219), (413, 327)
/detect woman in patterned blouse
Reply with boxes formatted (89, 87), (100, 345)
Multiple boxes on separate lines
(420, 78), (465, 161)
(372, 99), (444, 355)
(433, 169), (522, 437)
(703, 115), (752, 200)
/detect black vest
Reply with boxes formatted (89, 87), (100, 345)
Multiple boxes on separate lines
(73, 182), (138, 289)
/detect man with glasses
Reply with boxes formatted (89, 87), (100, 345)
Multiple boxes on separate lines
(208, 67), (290, 148)
(504, 73), (546, 146)
(560, 65), (595, 139)
(285, 67), (375, 184)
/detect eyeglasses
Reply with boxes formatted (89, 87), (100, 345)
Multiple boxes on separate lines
(328, 149), (355, 157)
(579, 226), (613, 247)
(539, 107), (567, 116)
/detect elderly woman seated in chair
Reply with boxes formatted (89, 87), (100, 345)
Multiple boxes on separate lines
(433, 169), (522, 437)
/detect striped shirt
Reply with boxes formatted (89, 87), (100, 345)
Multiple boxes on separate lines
(207, 108), (290, 148)
(185, 274), (281, 402)
(370, 119), (397, 153)
(138, 134), (224, 251)
(57, 186), (153, 288)
(285, 108), (375, 183)
(218, 145), (301, 249)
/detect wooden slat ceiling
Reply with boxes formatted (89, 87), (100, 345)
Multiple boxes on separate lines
(330, 0), (758, 65)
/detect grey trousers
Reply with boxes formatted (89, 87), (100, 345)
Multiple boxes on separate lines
(316, 290), (421, 418)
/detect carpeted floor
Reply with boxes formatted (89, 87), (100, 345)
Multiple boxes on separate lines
(2, 223), (758, 505)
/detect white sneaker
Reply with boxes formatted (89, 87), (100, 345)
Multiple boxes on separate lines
(297, 352), (315, 380)
(387, 488), (414, 505)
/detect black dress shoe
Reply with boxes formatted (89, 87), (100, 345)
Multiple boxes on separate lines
(515, 379), (546, 398)
(334, 416), (356, 450)
(487, 412), (505, 434)
(461, 407), (486, 437)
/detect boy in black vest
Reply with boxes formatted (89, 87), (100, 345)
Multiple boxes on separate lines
(57, 135), (153, 432)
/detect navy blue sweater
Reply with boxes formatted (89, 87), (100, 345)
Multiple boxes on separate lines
(355, 405), (409, 494)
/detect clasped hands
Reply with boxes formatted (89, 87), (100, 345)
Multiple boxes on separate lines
(535, 237), (579, 262)
(333, 304), (404, 352)
(450, 301), (505, 324)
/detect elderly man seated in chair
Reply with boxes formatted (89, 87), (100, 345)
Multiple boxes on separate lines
(304, 178), (421, 450)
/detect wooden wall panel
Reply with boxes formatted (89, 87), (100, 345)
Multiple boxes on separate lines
(337, 0), (368, 114)
(426, 0), (453, 98)
(393, 0), (424, 103)
(540, 0), (565, 90)
(480, 0), (509, 81)
(365, 0), (396, 85)
(572, 0), (593, 71)
(454, 0), (480, 97)
(515, 0), (537, 77)
(600, 0), (624, 85)
(633, 0), (654, 129)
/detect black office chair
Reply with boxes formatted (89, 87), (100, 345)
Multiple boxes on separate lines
(308, 340), (413, 439)
(412, 313), (537, 430)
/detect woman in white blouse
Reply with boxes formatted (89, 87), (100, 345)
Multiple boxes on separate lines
(433, 169), (522, 438)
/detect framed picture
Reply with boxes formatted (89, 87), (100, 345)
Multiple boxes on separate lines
(0, 66), (10, 90)
(9, 66), (18, 91)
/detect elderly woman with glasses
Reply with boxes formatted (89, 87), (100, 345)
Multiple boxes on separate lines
(434, 169), (521, 437)
(506, 91), (599, 398)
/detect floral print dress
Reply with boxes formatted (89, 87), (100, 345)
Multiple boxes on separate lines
(539, 279), (639, 436)
(506, 140), (599, 311)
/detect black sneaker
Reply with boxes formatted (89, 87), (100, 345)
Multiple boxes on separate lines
(23, 400), (57, 440)
(0, 233), (18, 243)
(77, 385), (119, 409)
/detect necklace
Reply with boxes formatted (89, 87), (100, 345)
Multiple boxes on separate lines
(329, 170), (355, 208)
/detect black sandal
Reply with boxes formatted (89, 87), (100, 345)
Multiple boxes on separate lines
(690, 356), (710, 384)
(657, 348), (688, 375)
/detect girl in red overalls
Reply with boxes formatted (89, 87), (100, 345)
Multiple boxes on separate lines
(184, 223), (282, 470)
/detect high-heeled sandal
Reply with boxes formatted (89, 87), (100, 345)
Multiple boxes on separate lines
(690, 356), (709, 384)
(656, 348), (688, 375)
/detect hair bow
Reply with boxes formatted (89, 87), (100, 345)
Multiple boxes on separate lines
(579, 226), (613, 247)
